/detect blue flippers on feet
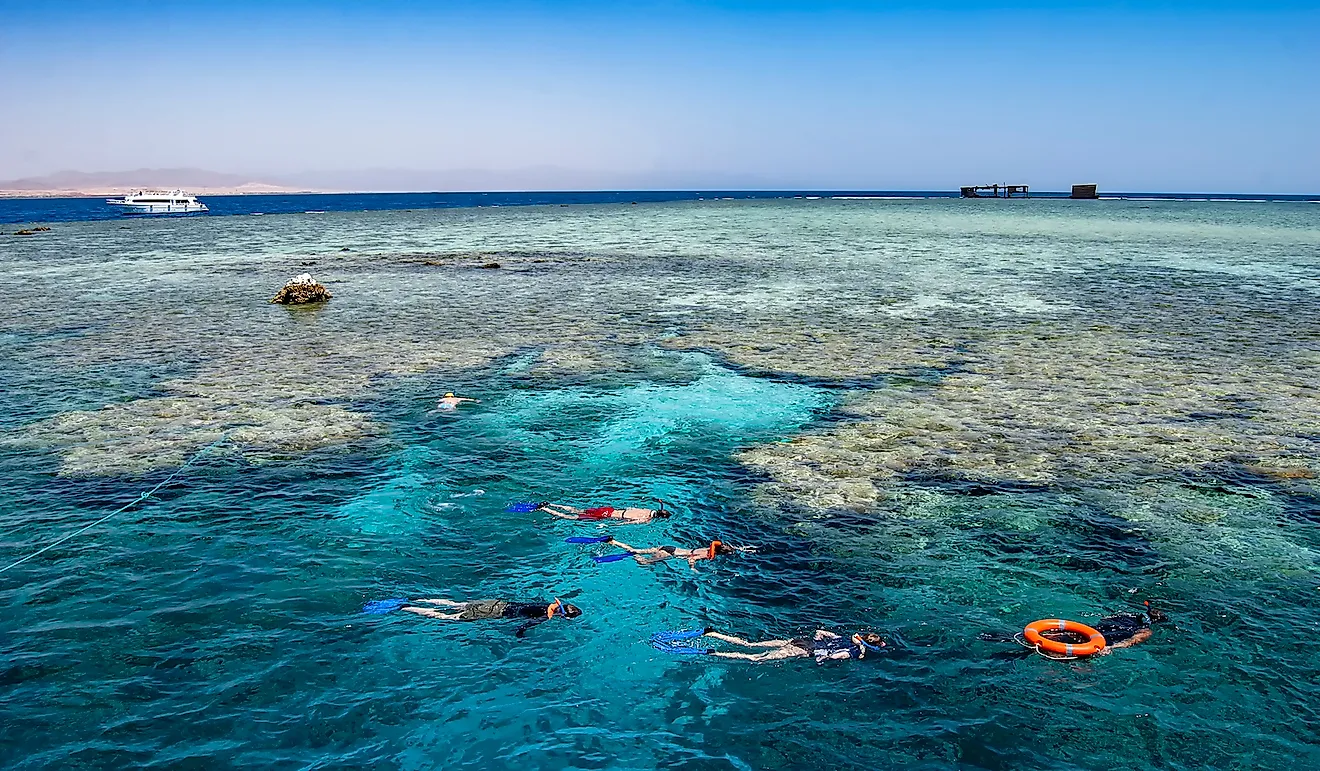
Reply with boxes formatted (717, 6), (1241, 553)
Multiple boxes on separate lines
(652, 629), (706, 643)
(505, 502), (543, 513)
(591, 553), (632, 564)
(650, 638), (712, 655)
(363, 598), (409, 615)
(565, 536), (613, 544)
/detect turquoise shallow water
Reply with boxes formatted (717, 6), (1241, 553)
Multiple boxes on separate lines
(2, 198), (1319, 769)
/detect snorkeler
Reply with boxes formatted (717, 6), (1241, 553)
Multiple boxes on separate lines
(436, 392), (480, 411)
(600, 537), (752, 569)
(653, 628), (885, 663)
(365, 597), (581, 637)
(537, 499), (672, 524)
(980, 602), (1169, 657)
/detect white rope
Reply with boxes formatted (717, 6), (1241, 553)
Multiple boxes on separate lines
(0, 433), (231, 576)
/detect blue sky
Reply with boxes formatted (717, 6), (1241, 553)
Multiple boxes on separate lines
(1, 1), (1316, 192)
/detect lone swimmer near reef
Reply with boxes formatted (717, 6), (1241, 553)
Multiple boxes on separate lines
(980, 601), (1169, 658)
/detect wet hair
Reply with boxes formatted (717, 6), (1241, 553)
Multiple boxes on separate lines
(653, 508), (672, 518)
(858, 632), (885, 647)
(715, 543), (735, 556)
(563, 604), (583, 618)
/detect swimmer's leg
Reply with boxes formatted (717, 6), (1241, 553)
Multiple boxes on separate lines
(412, 598), (464, 607)
(541, 504), (586, 520)
(541, 504), (584, 515)
(705, 632), (792, 648)
(710, 648), (800, 662)
(402, 606), (462, 619)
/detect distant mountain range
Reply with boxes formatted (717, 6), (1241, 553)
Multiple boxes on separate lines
(0, 168), (306, 197)
(0, 167), (781, 197)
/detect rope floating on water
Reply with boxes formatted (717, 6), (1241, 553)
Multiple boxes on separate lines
(0, 432), (233, 576)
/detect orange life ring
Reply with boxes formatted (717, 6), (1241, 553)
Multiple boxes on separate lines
(1023, 619), (1107, 657)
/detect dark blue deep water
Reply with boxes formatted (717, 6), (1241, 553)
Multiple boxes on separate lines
(3, 190), (1317, 225)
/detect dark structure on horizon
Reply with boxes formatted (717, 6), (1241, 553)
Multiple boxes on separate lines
(960, 184), (1028, 198)
(1070, 183), (1099, 199)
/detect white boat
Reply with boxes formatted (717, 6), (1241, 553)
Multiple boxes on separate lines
(106, 190), (209, 215)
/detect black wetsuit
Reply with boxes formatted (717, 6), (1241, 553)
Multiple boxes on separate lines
(1095, 613), (1151, 646)
(791, 635), (860, 661)
(459, 600), (562, 637)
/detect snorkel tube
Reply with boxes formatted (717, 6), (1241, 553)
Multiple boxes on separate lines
(852, 633), (886, 658)
(548, 598), (566, 619)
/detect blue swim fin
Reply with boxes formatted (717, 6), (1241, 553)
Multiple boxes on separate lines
(591, 553), (632, 564)
(506, 502), (543, 513)
(652, 629), (706, 643)
(363, 598), (408, 615)
(650, 639), (712, 655)
(565, 536), (613, 544)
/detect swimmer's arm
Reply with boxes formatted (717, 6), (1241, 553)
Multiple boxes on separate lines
(514, 617), (548, 638)
(1106, 628), (1153, 650)
(456, 397), (480, 403)
(815, 630), (842, 641)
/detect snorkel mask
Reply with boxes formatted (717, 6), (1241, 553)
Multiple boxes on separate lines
(853, 633), (885, 657)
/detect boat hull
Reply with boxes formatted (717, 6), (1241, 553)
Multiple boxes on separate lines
(110, 203), (209, 215)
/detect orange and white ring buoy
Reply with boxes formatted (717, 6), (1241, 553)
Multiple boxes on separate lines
(1023, 619), (1107, 657)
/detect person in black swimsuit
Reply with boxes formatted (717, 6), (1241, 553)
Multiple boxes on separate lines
(700, 628), (886, 663)
(401, 597), (582, 637)
(980, 603), (1169, 657)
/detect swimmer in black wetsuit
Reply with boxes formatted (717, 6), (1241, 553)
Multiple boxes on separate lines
(401, 597), (582, 637)
(980, 603), (1169, 657)
(700, 629), (886, 663)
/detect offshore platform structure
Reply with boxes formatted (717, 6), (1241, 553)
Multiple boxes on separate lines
(960, 184), (1029, 198)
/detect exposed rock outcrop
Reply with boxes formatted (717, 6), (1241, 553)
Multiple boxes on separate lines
(270, 273), (332, 305)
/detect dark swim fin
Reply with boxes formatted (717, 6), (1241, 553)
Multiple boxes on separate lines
(506, 502), (543, 513)
(591, 553), (631, 563)
(566, 536), (613, 544)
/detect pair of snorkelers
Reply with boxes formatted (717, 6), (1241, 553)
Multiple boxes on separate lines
(535, 500), (749, 569)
